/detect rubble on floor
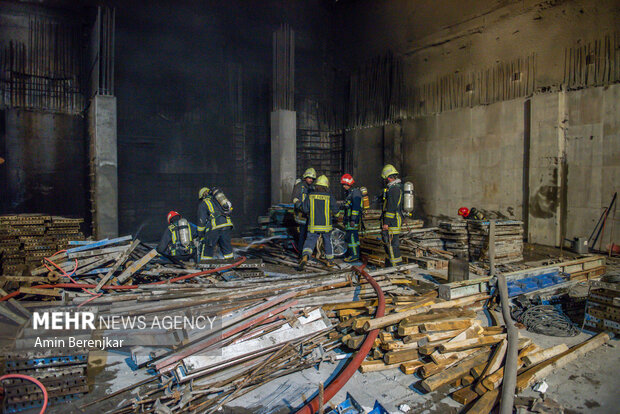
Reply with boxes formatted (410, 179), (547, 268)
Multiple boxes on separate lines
(0, 212), (617, 414)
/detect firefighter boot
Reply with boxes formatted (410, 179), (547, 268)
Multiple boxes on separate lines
(297, 255), (308, 271)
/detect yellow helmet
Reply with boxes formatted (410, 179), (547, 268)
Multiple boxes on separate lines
(315, 175), (329, 187)
(198, 187), (210, 199)
(303, 168), (317, 179)
(381, 164), (399, 179)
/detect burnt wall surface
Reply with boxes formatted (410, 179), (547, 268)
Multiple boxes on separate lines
(1, 109), (87, 218)
(115, 0), (338, 241)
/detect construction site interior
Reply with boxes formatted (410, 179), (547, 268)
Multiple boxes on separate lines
(0, 1), (619, 413)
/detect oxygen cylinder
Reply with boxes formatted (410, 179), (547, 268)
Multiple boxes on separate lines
(360, 187), (370, 210)
(177, 218), (191, 247)
(212, 188), (233, 213)
(403, 182), (415, 215)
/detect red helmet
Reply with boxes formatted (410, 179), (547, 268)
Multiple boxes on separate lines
(167, 211), (180, 224)
(458, 207), (470, 217)
(340, 174), (354, 186)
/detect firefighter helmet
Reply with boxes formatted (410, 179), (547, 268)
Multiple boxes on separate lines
(381, 164), (399, 179)
(167, 211), (180, 224)
(458, 207), (470, 217)
(198, 187), (210, 199)
(303, 168), (317, 179)
(340, 174), (354, 186)
(315, 175), (329, 187)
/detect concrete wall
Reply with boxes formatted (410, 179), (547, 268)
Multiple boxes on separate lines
(384, 84), (619, 247)
(402, 98), (525, 222)
(335, 0), (620, 89)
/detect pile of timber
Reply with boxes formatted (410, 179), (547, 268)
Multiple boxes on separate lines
(257, 203), (296, 237)
(583, 279), (620, 334)
(361, 229), (452, 269)
(467, 220), (524, 265)
(344, 293), (611, 412)
(359, 209), (424, 235)
(439, 220), (469, 260)
(0, 214), (84, 275)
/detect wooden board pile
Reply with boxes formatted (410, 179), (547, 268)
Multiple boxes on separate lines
(467, 220), (524, 264)
(439, 220), (469, 260)
(256, 204), (296, 237)
(361, 229), (452, 269)
(337, 292), (611, 412)
(583, 280), (620, 334)
(359, 210), (423, 236)
(0, 215), (84, 275)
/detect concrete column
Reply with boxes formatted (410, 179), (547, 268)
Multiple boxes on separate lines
(270, 109), (296, 203)
(89, 95), (118, 238)
(527, 91), (567, 246)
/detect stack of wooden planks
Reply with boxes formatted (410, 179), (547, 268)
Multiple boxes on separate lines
(583, 280), (620, 334)
(0, 214), (84, 275)
(439, 220), (469, 260)
(467, 220), (524, 264)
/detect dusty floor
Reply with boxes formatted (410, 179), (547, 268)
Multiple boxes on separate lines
(28, 259), (620, 414)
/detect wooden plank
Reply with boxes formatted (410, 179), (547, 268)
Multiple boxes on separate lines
(452, 385), (479, 405)
(421, 348), (493, 392)
(440, 334), (506, 353)
(95, 239), (140, 291)
(400, 360), (424, 374)
(515, 333), (610, 393)
(479, 339), (507, 378)
(0, 302), (27, 324)
(363, 294), (488, 331)
(359, 360), (401, 373)
(420, 319), (474, 332)
(464, 388), (499, 414)
(19, 287), (62, 297)
(0, 287), (31, 318)
(116, 249), (158, 283)
(523, 343), (568, 367)
(384, 348), (419, 365)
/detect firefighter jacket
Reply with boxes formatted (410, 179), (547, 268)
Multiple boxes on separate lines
(381, 179), (403, 234)
(157, 221), (198, 257)
(291, 180), (314, 224)
(197, 196), (233, 237)
(301, 189), (339, 233)
(343, 187), (363, 230)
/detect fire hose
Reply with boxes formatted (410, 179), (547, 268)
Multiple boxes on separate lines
(295, 262), (385, 414)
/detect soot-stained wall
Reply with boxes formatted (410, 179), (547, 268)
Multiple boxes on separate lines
(115, 0), (337, 241)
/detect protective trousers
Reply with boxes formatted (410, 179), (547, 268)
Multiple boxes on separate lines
(381, 229), (402, 267)
(302, 232), (333, 260)
(200, 228), (233, 260)
(345, 229), (360, 260)
(297, 222), (308, 254)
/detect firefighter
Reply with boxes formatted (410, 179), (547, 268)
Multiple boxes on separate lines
(340, 173), (363, 263)
(380, 164), (403, 267)
(156, 211), (198, 262)
(291, 167), (317, 253)
(197, 187), (234, 260)
(458, 207), (486, 220)
(296, 175), (339, 270)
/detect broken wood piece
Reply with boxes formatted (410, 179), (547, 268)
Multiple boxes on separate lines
(452, 385), (480, 405)
(400, 360), (424, 374)
(522, 343), (569, 367)
(345, 335), (365, 349)
(421, 348), (493, 392)
(397, 324), (420, 336)
(384, 348), (420, 365)
(470, 363), (487, 379)
(431, 347), (479, 364)
(516, 333), (611, 393)
(95, 239), (140, 291)
(464, 388), (500, 413)
(462, 374), (476, 386)
(420, 319), (474, 332)
(402, 333), (427, 344)
(440, 334), (506, 353)
(479, 339), (507, 378)
(116, 249), (158, 283)
(359, 360), (401, 373)
(19, 287), (62, 297)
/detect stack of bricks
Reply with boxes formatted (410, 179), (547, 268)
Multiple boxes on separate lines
(0, 214), (84, 274)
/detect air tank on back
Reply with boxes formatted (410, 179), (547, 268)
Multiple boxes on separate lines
(177, 218), (192, 246)
(212, 188), (233, 214)
(403, 182), (415, 215)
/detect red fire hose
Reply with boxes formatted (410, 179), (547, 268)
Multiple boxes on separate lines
(295, 263), (386, 414)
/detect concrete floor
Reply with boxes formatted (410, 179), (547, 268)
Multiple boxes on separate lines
(35, 261), (620, 414)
